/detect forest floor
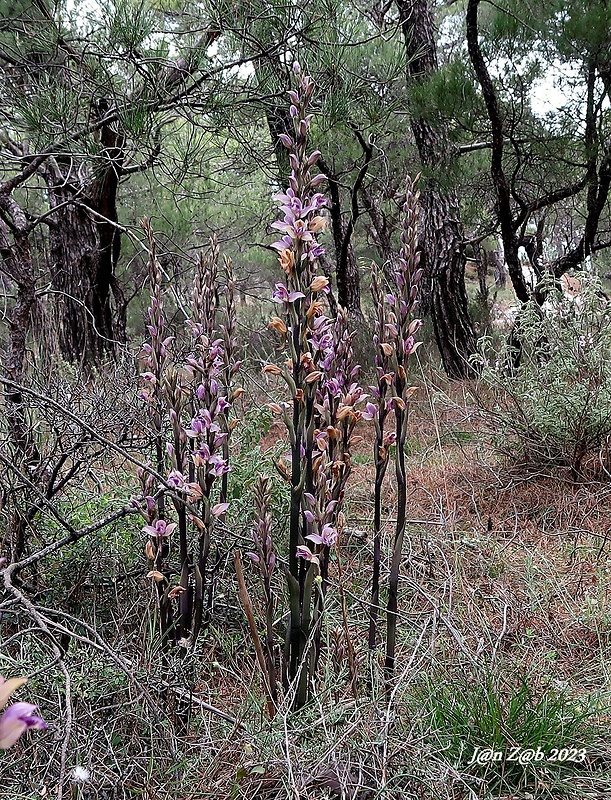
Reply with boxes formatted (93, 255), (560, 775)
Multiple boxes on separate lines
(6, 361), (611, 800)
(193, 375), (611, 799)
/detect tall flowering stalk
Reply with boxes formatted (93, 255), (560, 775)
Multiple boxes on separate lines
(263, 63), (364, 707)
(181, 242), (238, 642)
(367, 271), (394, 652)
(138, 230), (237, 651)
(219, 256), (240, 511)
(245, 475), (278, 711)
(366, 177), (423, 682)
(138, 221), (175, 645)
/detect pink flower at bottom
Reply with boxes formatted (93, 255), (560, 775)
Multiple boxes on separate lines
(0, 702), (47, 749)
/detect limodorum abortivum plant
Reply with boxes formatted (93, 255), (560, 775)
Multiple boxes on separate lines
(365, 175), (424, 685)
(137, 223), (240, 653)
(258, 62), (366, 710)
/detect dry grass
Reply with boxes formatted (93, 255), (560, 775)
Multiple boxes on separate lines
(184, 374), (611, 799)
(4, 372), (611, 800)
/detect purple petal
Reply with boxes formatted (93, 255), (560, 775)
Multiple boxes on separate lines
(296, 545), (313, 561)
(0, 703), (47, 750)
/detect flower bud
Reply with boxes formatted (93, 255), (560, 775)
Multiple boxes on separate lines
(262, 364), (283, 376)
(309, 216), (327, 233)
(310, 275), (329, 292)
(309, 173), (326, 188)
(269, 317), (288, 336)
(279, 249), (295, 275)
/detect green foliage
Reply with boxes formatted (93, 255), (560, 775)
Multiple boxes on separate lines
(228, 403), (289, 530)
(40, 487), (140, 613)
(415, 673), (606, 797)
(409, 59), (479, 129)
(474, 275), (611, 476)
(103, 0), (156, 53)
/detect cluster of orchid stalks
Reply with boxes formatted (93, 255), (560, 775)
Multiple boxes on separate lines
(0, 64), (423, 753)
(248, 62), (423, 710)
(126, 61), (424, 715)
(137, 225), (240, 652)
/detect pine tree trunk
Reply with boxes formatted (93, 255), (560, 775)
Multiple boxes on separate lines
(0, 193), (41, 560)
(397, 0), (477, 378)
(420, 184), (477, 377)
(42, 115), (125, 366)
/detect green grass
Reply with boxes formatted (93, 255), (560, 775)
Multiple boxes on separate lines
(411, 672), (610, 798)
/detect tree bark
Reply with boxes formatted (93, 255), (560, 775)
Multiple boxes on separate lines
(42, 106), (125, 366)
(0, 192), (40, 559)
(319, 159), (363, 319)
(421, 186), (477, 377)
(494, 235), (507, 288)
(397, 0), (477, 378)
(472, 240), (488, 301)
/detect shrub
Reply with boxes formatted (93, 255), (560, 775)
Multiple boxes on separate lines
(473, 274), (611, 477)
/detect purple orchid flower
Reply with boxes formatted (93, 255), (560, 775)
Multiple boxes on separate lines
(193, 444), (211, 463)
(167, 469), (186, 489)
(208, 455), (230, 477)
(184, 416), (207, 438)
(0, 702), (47, 750)
(184, 409), (220, 437)
(307, 524), (338, 547)
(270, 234), (294, 252)
(296, 545), (314, 561)
(0, 677), (47, 750)
(272, 283), (306, 305)
(361, 402), (378, 421)
(143, 519), (177, 538)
